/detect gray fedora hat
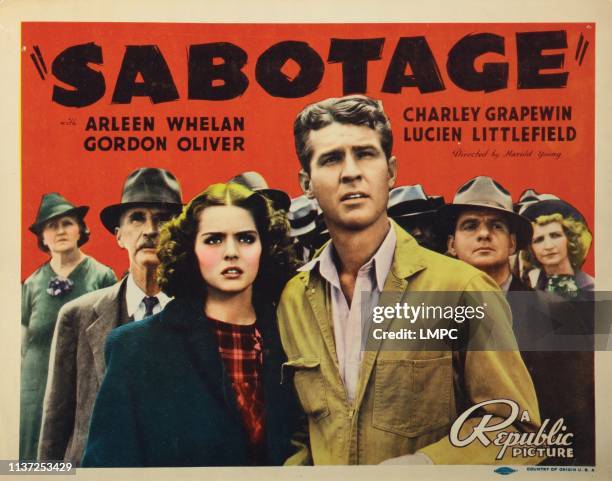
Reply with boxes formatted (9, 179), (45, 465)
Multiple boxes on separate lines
(100, 168), (183, 233)
(288, 195), (317, 238)
(440, 176), (533, 249)
(229, 171), (290, 211)
(388, 185), (445, 219)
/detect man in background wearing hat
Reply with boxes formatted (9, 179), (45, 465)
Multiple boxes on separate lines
(38, 168), (183, 465)
(229, 170), (291, 211)
(387, 184), (445, 253)
(446, 179), (595, 466)
(443, 177), (539, 346)
(288, 195), (319, 263)
(444, 176), (533, 291)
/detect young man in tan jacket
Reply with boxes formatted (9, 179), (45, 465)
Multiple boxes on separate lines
(277, 95), (541, 465)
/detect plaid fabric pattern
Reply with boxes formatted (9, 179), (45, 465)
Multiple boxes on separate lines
(211, 318), (265, 463)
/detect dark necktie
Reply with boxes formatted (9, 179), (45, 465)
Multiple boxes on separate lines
(143, 296), (160, 317)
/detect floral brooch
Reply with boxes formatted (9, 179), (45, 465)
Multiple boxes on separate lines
(47, 276), (74, 297)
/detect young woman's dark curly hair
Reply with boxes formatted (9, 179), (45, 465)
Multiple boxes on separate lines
(157, 182), (298, 308)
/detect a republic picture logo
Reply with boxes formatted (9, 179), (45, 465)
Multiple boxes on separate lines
(451, 399), (575, 460)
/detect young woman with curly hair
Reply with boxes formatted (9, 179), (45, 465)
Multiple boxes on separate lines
(82, 183), (301, 467)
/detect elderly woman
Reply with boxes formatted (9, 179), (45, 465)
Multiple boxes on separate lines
(82, 183), (300, 467)
(520, 195), (593, 296)
(20, 193), (116, 460)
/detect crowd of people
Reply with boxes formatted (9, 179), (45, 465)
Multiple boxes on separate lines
(20, 95), (594, 467)
(289, 178), (593, 297)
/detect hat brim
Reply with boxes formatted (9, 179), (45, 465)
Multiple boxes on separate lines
(100, 202), (183, 233)
(29, 205), (89, 234)
(392, 209), (440, 221)
(388, 197), (445, 218)
(439, 203), (533, 250)
(290, 222), (317, 238)
(520, 199), (586, 224)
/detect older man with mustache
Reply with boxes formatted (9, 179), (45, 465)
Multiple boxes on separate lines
(38, 168), (183, 465)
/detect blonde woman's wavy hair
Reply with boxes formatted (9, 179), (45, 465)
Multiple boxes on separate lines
(521, 213), (592, 274)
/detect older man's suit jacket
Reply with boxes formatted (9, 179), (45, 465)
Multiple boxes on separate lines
(38, 278), (130, 465)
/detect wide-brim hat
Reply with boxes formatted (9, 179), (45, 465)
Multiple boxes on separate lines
(514, 189), (555, 212)
(100, 168), (183, 233)
(229, 171), (290, 211)
(517, 189), (586, 225)
(289, 195), (318, 237)
(439, 176), (533, 250)
(388, 184), (445, 220)
(29, 192), (89, 234)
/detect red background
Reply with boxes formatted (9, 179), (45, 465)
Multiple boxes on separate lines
(21, 23), (595, 280)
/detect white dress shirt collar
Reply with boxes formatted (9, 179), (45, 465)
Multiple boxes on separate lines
(125, 274), (171, 321)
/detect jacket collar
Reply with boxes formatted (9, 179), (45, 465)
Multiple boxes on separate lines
(300, 222), (397, 293)
(387, 219), (428, 282)
(534, 268), (594, 291)
(159, 296), (206, 329)
(575, 270), (594, 290)
(159, 296), (276, 337)
(298, 219), (427, 289)
(508, 274), (530, 292)
(85, 277), (129, 383)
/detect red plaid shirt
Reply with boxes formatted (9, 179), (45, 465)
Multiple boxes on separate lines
(211, 318), (265, 463)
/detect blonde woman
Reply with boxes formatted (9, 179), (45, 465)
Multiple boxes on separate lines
(520, 197), (593, 296)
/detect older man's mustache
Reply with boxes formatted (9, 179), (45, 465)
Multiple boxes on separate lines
(137, 239), (158, 251)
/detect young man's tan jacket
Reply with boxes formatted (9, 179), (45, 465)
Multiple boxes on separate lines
(277, 221), (541, 465)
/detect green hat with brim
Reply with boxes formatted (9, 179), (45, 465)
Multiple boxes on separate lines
(29, 193), (89, 235)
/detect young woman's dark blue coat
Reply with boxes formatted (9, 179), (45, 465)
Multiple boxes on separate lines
(81, 297), (300, 467)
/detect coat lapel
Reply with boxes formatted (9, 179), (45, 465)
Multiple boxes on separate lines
(85, 278), (129, 384)
(163, 298), (241, 419)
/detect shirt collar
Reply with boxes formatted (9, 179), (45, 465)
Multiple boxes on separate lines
(500, 273), (513, 293)
(299, 221), (396, 292)
(125, 273), (171, 317)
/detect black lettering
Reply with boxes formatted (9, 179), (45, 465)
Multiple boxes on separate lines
(382, 37), (445, 94)
(188, 43), (249, 101)
(52, 42), (105, 108)
(447, 33), (508, 92)
(255, 41), (324, 98)
(328, 38), (384, 94)
(111, 46), (179, 104)
(516, 31), (568, 89)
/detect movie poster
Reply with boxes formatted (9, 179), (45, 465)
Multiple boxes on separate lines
(3, 1), (612, 480)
